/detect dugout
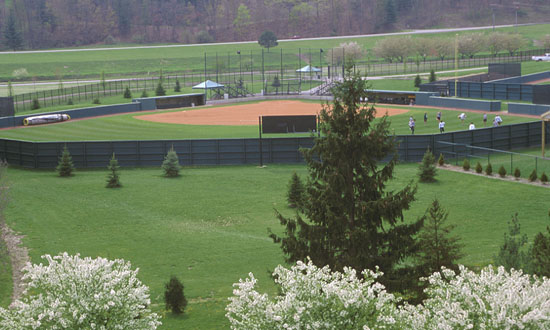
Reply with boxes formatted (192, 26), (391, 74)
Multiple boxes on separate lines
(133, 93), (206, 110)
(365, 90), (416, 105)
(0, 97), (14, 117)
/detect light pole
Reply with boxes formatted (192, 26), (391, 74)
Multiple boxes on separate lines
(454, 34), (458, 98)
(237, 51), (241, 81)
(320, 49), (323, 79)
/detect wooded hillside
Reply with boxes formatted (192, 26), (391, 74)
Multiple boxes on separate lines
(1, 0), (549, 49)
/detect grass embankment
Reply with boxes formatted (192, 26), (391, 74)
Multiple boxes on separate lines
(0, 101), (535, 141)
(2, 162), (549, 328)
(0, 232), (12, 307)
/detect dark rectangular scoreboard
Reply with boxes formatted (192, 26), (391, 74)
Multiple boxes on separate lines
(261, 115), (317, 134)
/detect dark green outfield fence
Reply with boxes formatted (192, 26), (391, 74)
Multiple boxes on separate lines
(0, 121), (546, 169)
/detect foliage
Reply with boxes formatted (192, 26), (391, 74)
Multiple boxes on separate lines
(498, 165), (507, 178)
(67, 98), (74, 105)
(164, 276), (187, 315)
(270, 68), (421, 292)
(123, 86), (132, 99)
(529, 223), (550, 277)
(416, 199), (464, 276)
(438, 153), (445, 166)
(196, 30), (214, 44)
(162, 146), (180, 177)
(174, 79), (181, 92)
(226, 260), (550, 330)
(541, 172), (548, 184)
(418, 148), (437, 183)
(513, 167), (521, 179)
(373, 37), (412, 63)
(3, 11), (23, 51)
(106, 153), (122, 188)
(494, 213), (529, 272)
(429, 69), (436, 83)
(0, 253), (161, 329)
(485, 162), (493, 176)
(475, 161), (482, 173)
(92, 98), (101, 104)
(258, 31), (278, 51)
(31, 98), (40, 110)
(233, 4), (252, 40)
(286, 171), (305, 208)
(529, 169), (538, 182)
(414, 74), (421, 88)
(56, 145), (75, 177)
(328, 42), (366, 65)
(155, 82), (166, 96)
(141, 89), (148, 97)
(457, 33), (484, 58)
(462, 158), (470, 171)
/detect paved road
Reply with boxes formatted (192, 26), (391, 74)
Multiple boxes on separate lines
(0, 24), (537, 55)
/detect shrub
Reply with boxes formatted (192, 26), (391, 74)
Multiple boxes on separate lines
(56, 145), (74, 177)
(418, 149), (437, 182)
(104, 34), (117, 45)
(475, 162), (483, 173)
(287, 171), (305, 208)
(92, 98), (100, 104)
(31, 98), (40, 110)
(141, 89), (148, 97)
(174, 79), (181, 92)
(67, 98), (73, 105)
(164, 276), (187, 314)
(414, 74), (422, 88)
(438, 153), (445, 166)
(485, 162), (493, 175)
(462, 158), (470, 171)
(498, 165), (507, 178)
(529, 169), (538, 182)
(514, 167), (521, 179)
(429, 69), (436, 82)
(106, 153), (121, 188)
(123, 87), (132, 99)
(155, 82), (166, 96)
(162, 146), (180, 177)
(541, 172), (549, 184)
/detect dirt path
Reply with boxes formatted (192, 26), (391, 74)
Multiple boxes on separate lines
(1, 222), (29, 304)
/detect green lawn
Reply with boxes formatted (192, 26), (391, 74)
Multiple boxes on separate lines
(0, 100), (536, 142)
(1, 162), (549, 329)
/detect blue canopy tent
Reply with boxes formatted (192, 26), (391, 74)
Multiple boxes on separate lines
(192, 80), (225, 99)
(296, 65), (321, 73)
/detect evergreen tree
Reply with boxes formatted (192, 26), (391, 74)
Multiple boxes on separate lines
(4, 11), (23, 51)
(106, 153), (122, 188)
(486, 162), (493, 175)
(155, 82), (166, 96)
(429, 69), (436, 83)
(416, 199), (464, 275)
(174, 79), (181, 92)
(498, 165), (507, 178)
(541, 172), (548, 184)
(418, 148), (437, 182)
(494, 213), (529, 271)
(384, 0), (396, 27)
(56, 145), (75, 177)
(462, 158), (470, 171)
(258, 31), (278, 52)
(414, 74), (422, 88)
(475, 161), (483, 173)
(162, 146), (180, 177)
(31, 98), (40, 110)
(270, 68), (422, 292)
(514, 167), (521, 179)
(529, 220), (550, 277)
(141, 89), (148, 97)
(287, 171), (305, 208)
(272, 75), (281, 94)
(438, 153), (445, 166)
(164, 276), (187, 314)
(529, 169), (538, 182)
(123, 87), (132, 99)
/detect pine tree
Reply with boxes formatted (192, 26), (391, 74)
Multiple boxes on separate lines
(141, 89), (148, 97)
(486, 162), (493, 175)
(287, 171), (305, 208)
(429, 69), (436, 83)
(4, 11), (23, 51)
(529, 221), (550, 277)
(164, 276), (187, 314)
(414, 74), (422, 88)
(156, 82), (166, 96)
(541, 172), (548, 184)
(56, 145), (75, 177)
(498, 165), (507, 178)
(31, 98), (40, 110)
(462, 158), (470, 171)
(123, 87), (132, 99)
(514, 167), (521, 179)
(106, 153), (122, 188)
(416, 199), (464, 275)
(475, 162), (483, 173)
(418, 148), (437, 182)
(162, 146), (180, 177)
(438, 153), (445, 166)
(174, 79), (181, 92)
(270, 67), (422, 292)
(529, 169), (538, 182)
(494, 213), (529, 271)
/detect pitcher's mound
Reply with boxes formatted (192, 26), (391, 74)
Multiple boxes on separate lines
(135, 100), (408, 126)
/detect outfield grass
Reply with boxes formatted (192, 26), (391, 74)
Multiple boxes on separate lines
(0, 100), (535, 142)
(1, 162), (549, 329)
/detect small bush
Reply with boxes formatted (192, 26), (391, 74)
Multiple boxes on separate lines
(31, 98), (40, 110)
(141, 89), (148, 98)
(514, 167), (521, 179)
(123, 87), (132, 99)
(462, 158), (470, 171)
(92, 98), (101, 104)
(429, 69), (436, 83)
(438, 153), (445, 166)
(414, 74), (422, 88)
(287, 172), (305, 208)
(541, 172), (549, 184)
(419, 149), (437, 182)
(174, 79), (181, 92)
(498, 165), (507, 178)
(475, 162), (483, 173)
(164, 276), (187, 314)
(104, 34), (117, 45)
(106, 153), (122, 188)
(485, 162), (493, 176)
(155, 82), (166, 96)
(162, 146), (180, 177)
(56, 145), (75, 177)
(529, 169), (538, 182)
(67, 98), (74, 105)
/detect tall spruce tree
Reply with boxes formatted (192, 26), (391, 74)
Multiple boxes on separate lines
(56, 145), (75, 177)
(106, 153), (122, 188)
(270, 67), (421, 291)
(4, 11), (23, 51)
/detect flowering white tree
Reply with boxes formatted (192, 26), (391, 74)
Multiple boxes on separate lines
(227, 261), (550, 330)
(0, 253), (161, 329)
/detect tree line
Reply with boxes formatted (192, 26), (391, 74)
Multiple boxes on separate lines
(1, 0), (549, 50)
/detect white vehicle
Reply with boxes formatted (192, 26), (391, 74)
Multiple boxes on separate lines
(532, 53), (550, 62)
